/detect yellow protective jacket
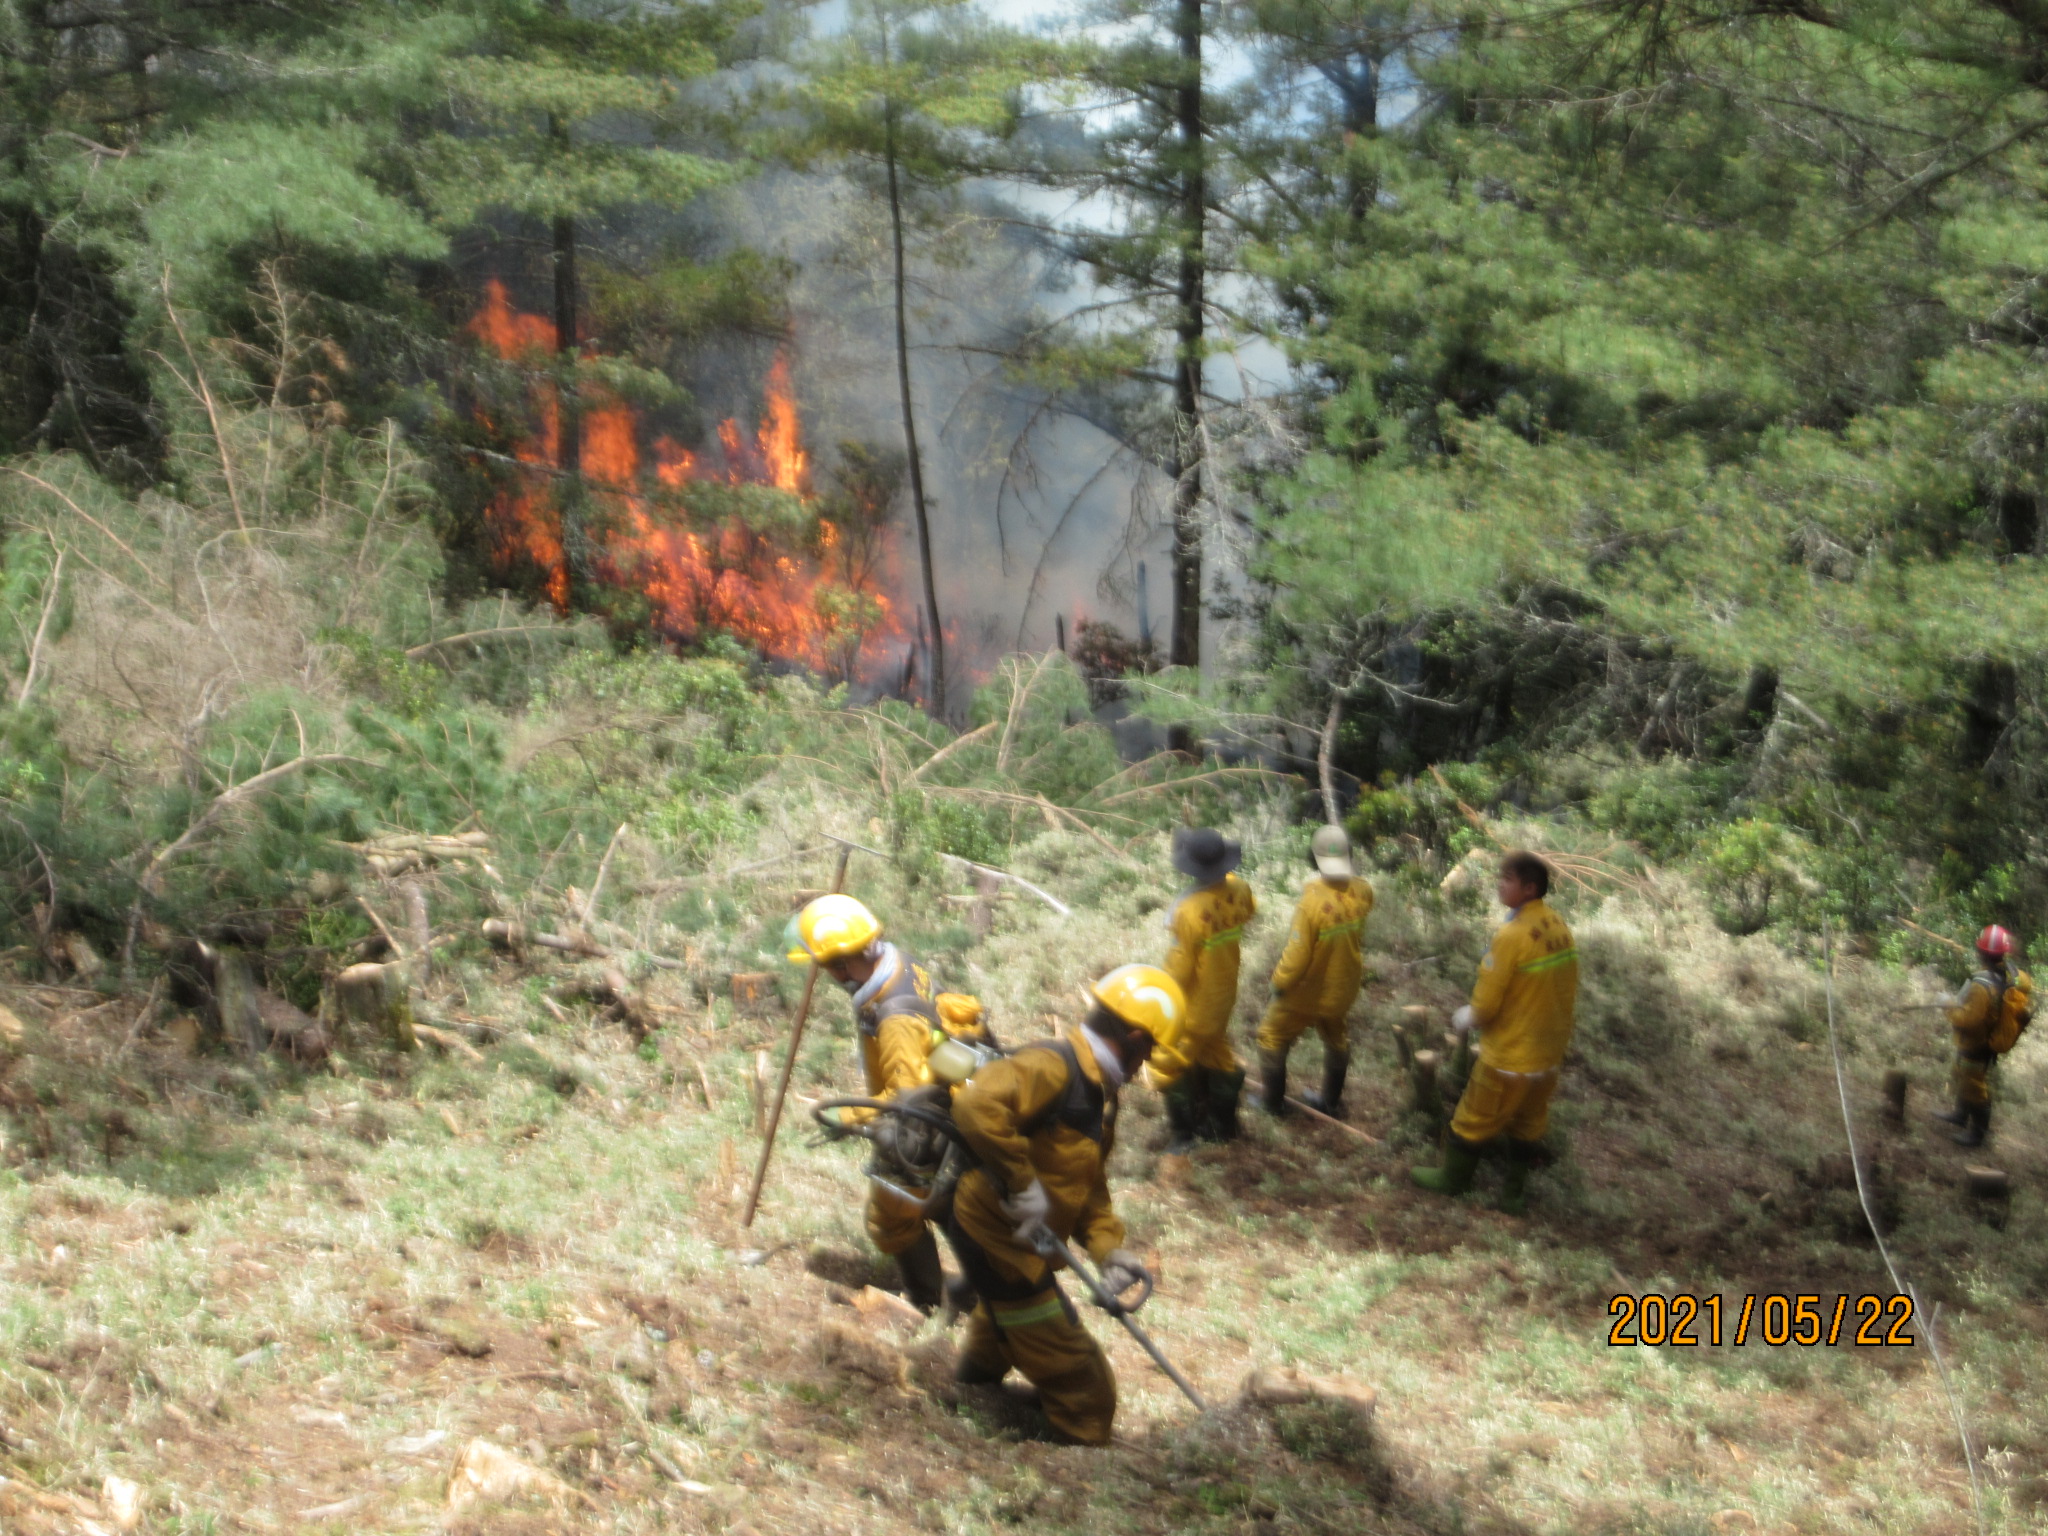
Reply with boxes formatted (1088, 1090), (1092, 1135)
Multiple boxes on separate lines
(1468, 899), (1579, 1075)
(1158, 874), (1256, 1056)
(1270, 875), (1374, 1018)
(855, 949), (939, 1099)
(1947, 966), (2032, 1057)
(1949, 972), (1999, 1057)
(950, 1028), (1125, 1285)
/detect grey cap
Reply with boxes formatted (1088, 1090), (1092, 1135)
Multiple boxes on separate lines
(1311, 824), (1354, 879)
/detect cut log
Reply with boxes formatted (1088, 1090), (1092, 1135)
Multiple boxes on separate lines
(255, 988), (332, 1065)
(445, 1438), (585, 1515)
(61, 932), (105, 981)
(1240, 1365), (1378, 1420)
(413, 1023), (486, 1064)
(481, 918), (526, 957)
(731, 972), (776, 1012)
(1881, 1069), (1909, 1123)
(335, 962), (415, 1051)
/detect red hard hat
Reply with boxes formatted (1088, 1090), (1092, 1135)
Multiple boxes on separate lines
(1977, 924), (2015, 957)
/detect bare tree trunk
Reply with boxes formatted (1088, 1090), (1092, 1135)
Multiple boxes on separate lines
(1168, 0), (1205, 675)
(1318, 688), (1343, 825)
(551, 212), (579, 478)
(882, 53), (946, 717)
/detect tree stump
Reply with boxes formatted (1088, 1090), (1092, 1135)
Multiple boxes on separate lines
(1411, 1049), (1440, 1115)
(401, 878), (432, 985)
(209, 946), (268, 1056)
(967, 867), (1002, 940)
(335, 961), (416, 1051)
(1964, 1166), (2009, 1199)
(1881, 1070), (1909, 1124)
(1391, 1005), (1429, 1070)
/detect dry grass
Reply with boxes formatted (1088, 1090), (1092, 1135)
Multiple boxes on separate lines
(4, 836), (2047, 1535)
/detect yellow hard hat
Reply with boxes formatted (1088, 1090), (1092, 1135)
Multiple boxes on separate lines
(786, 894), (882, 964)
(1089, 963), (1185, 1040)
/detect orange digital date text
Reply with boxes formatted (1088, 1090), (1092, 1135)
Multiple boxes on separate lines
(1605, 1292), (1915, 1347)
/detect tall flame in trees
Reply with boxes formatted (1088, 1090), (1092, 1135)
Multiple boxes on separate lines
(467, 280), (889, 671)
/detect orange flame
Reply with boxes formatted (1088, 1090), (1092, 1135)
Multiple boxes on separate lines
(467, 282), (893, 673)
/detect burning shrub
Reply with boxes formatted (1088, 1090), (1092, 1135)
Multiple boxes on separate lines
(1069, 619), (1161, 707)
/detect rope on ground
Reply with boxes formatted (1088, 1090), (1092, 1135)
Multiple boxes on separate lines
(1821, 921), (1984, 1536)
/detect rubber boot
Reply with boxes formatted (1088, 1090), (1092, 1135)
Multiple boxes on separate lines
(1162, 1078), (1200, 1155)
(1300, 1050), (1350, 1119)
(1411, 1135), (1481, 1196)
(1258, 1047), (1291, 1116)
(1207, 1068), (1246, 1142)
(1497, 1139), (1539, 1215)
(895, 1229), (946, 1315)
(1932, 1102), (1969, 1127)
(1953, 1104), (1989, 1148)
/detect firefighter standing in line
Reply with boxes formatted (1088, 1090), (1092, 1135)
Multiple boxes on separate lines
(1147, 827), (1257, 1151)
(1411, 851), (1578, 1215)
(1255, 825), (1373, 1120)
(1933, 924), (2034, 1148)
(944, 964), (1180, 1446)
(788, 893), (982, 1312)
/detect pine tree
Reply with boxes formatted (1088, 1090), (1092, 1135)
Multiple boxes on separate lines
(777, 0), (1057, 715)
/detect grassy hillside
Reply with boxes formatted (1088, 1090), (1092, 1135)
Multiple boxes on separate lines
(3, 813), (2045, 1535)
(1, 420), (2043, 1533)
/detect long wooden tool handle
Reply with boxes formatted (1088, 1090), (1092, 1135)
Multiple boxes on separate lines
(741, 844), (852, 1228)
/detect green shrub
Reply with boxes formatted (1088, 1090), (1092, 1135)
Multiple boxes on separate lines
(1701, 819), (1810, 936)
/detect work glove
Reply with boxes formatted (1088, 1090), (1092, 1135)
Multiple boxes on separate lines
(1451, 1005), (1476, 1038)
(1000, 1179), (1051, 1243)
(1096, 1248), (1152, 1312)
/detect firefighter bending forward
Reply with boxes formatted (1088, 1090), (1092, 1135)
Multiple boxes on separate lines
(789, 893), (982, 1313)
(944, 964), (1184, 1445)
(1411, 851), (1578, 1215)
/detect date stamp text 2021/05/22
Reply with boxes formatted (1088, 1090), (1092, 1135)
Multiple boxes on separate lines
(1606, 1293), (1916, 1348)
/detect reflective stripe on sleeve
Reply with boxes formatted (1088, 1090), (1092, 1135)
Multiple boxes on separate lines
(1517, 948), (1578, 975)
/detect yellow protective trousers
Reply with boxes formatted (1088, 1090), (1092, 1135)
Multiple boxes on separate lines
(1951, 1053), (1992, 1109)
(1255, 1003), (1349, 1057)
(1450, 1060), (1559, 1144)
(864, 1180), (929, 1257)
(958, 1293), (1117, 1446)
(1144, 1024), (1241, 1091)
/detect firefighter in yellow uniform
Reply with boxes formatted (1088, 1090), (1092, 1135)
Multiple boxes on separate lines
(1256, 825), (1373, 1120)
(789, 893), (988, 1312)
(1412, 852), (1577, 1214)
(944, 964), (1180, 1445)
(1933, 924), (2033, 1148)
(1148, 827), (1256, 1151)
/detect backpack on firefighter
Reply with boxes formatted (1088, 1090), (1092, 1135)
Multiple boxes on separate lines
(1987, 968), (2036, 1055)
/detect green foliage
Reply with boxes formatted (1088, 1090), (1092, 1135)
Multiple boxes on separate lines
(1701, 820), (1810, 937)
